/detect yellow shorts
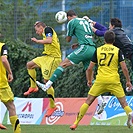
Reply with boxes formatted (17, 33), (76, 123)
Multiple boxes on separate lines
(88, 82), (125, 98)
(33, 55), (61, 80)
(0, 86), (14, 103)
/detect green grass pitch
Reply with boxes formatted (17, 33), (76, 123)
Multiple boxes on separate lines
(1, 125), (133, 133)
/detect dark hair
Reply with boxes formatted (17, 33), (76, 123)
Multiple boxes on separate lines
(104, 30), (115, 43)
(67, 10), (77, 17)
(34, 21), (46, 28)
(110, 18), (122, 28)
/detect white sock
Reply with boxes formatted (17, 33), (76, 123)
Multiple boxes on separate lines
(97, 95), (104, 105)
(46, 80), (53, 89)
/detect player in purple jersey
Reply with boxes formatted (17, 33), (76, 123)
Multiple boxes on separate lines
(83, 16), (133, 81)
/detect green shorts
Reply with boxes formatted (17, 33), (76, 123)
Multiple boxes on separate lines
(67, 45), (96, 70)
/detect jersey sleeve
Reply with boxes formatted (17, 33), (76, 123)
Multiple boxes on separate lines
(45, 27), (53, 37)
(91, 50), (97, 63)
(66, 20), (74, 36)
(118, 49), (125, 62)
(94, 22), (107, 36)
(1, 44), (8, 56)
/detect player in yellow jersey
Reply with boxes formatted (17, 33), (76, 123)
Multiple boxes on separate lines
(0, 42), (21, 133)
(23, 21), (61, 117)
(70, 30), (133, 130)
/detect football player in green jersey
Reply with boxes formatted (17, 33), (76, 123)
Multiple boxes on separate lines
(37, 10), (95, 90)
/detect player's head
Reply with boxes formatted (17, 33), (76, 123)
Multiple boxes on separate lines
(109, 18), (122, 30)
(34, 21), (46, 36)
(67, 10), (77, 21)
(104, 30), (115, 44)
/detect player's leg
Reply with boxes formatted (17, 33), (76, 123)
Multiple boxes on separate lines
(3, 87), (21, 133)
(5, 102), (21, 133)
(70, 94), (96, 130)
(37, 45), (93, 91)
(44, 58), (73, 89)
(84, 45), (106, 114)
(24, 59), (39, 95)
(38, 52), (77, 91)
(96, 95), (106, 114)
(4, 101), (21, 133)
(45, 86), (57, 117)
(117, 96), (133, 128)
(70, 45), (96, 127)
(70, 81), (102, 130)
(86, 70), (106, 114)
(111, 83), (133, 128)
(41, 56), (61, 117)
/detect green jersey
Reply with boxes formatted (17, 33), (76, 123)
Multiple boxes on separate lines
(67, 17), (95, 46)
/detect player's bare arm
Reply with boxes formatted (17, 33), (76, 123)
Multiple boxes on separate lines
(91, 27), (97, 33)
(1, 55), (13, 82)
(87, 61), (95, 87)
(120, 61), (132, 90)
(31, 36), (52, 44)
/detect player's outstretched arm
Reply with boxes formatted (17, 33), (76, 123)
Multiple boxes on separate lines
(31, 37), (52, 44)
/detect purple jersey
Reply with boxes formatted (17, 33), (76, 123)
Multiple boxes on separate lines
(94, 22), (107, 36)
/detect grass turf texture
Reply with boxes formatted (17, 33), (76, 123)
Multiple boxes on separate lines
(1, 125), (133, 133)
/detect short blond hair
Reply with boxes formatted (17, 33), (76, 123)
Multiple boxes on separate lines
(34, 21), (46, 28)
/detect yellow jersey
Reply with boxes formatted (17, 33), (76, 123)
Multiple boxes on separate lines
(92, 44), (125, 83)
(0, 43), (9, 88)
(42, 26), (61, 58)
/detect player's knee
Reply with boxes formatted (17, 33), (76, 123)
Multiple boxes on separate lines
(27, 61), (34, 69)
(26, 62), (31, 69)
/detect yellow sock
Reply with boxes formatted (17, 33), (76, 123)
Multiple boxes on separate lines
(47, 86), (55, 108)
(124, 106), (132, 115)
(28, 69), (36, 88)
(74, 103), (89, 125)
(10, 115), (21, 133)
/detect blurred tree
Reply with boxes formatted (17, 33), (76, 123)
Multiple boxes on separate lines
(0, 0), (39, 43)
(0, 0), (102, 48)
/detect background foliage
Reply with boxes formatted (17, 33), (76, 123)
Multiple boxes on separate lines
(4, 36), (133, 98)
(0, 0), (132, 98)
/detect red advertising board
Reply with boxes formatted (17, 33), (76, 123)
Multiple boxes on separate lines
(41, 98), (98, 125)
